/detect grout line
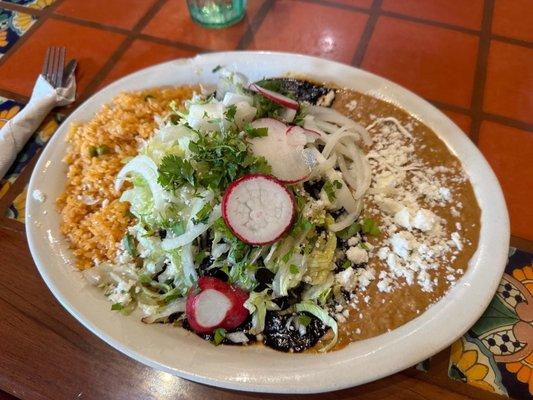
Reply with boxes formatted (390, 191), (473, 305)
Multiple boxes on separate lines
(469, 0), (495, 145)
(49, 12), (133, 35)
(381, 11), (480, 36)
(491, 34), (533, 50)
(482, 113), (533, 133)
(136, 33), (211, 53)
(510, 236), (533, 254)
(0, 1), (41, 15)
(76, 0), (168, 100)
(428, 100), (472, 116)
(236, 0), (274, 49)
(0, 88), (29, 103)
(351, 0), (383, 67)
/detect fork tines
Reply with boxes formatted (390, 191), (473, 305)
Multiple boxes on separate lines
(42, 46), (66, 88)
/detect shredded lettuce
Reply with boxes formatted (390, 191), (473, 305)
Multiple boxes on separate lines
(243, 290), (280, 335)
(304, 232), (337, 285)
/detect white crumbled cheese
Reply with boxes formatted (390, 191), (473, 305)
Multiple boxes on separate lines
(451, 232), (463, 250)
(363, 295), (370, 303)
(377, 246), (390, 260)
(439, 187), (452, 202)
(108, 279), (135, 304)
(347, 236), (360, 246)
(342, 309), (350, 318)
(390, 231), (416, 259)
(32, 189), (46, 203)
(394, 207), (411, 229)
(377, 198), (403, 214)
(317, 90), (335, 107)
(377, 274), (393, 293)
(101, 198), (109, 208)
(413, 209), (436, 232)
(335, 267), (356, 291)
(355, 328), (361, 334)
(450, 207), (460, 217)
(346, 246), (368, 264)
(355, 267), (376, 290)
(455, 222), (462, 231)
(345, 99), (358, 111)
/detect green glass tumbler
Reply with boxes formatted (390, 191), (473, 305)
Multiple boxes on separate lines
(186, 0), (247, 29)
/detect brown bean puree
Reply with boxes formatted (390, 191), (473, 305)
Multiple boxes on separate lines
(313, 90), (480, 352)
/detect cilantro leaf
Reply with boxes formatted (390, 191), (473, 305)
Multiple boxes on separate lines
(193, 202), (213, 224)
(336, 223), (361, 240)
(362, 218), (381, 236)
(244, 123), (268, 138)
(289, 264), (299, 274)
(224, 104), (237, 122)
(111, 303), (124, 311)
(121, 233), (137, 257)
(322, 180), (336, 202)
(298, 314), (312, 327)
(157, 155), (196, 189)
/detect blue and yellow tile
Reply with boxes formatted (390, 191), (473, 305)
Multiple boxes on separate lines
(449, 248), (533, 399)
(0, 8), (36, 57)
(2, 0), (55, 10)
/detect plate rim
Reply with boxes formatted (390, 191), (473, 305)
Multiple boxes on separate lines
(25, 50), (510, 394)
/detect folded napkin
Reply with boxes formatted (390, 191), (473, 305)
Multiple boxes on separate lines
(0, 74), (76, 179)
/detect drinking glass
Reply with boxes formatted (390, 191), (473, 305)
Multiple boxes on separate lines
(186, 0), (247, 29)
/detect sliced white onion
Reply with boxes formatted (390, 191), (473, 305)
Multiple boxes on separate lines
(222, 92), (253, 106)
(226, 331), (249, 343)
(141, 299), (186, 324)
(328, 211), (359, 232)
(161, 205), (221, 251)
(308, 105), (371, 145)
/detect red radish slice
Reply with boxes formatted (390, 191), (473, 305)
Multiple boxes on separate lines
(247, 83), (299, 110)
(222, 174), (296, 245)
(186, 277), (249, 334)
(248, 118), (312, 183)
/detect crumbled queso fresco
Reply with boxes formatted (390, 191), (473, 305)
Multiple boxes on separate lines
(333, 116), (473, 315)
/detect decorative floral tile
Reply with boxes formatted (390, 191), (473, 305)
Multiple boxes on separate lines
(0, 8), (36, 57)
(2, 0), (55, 10)
(449, 248), (533, 399)
(0, 95), (61, 208)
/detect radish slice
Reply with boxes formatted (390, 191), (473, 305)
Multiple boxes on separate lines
(222, 174), (296, 245)
(186, 277), (249, 334)
(247, 83), (299, 110)
(248, 118), (312, 183)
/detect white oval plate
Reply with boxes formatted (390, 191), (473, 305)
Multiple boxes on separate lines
(26, 51), (509, 394)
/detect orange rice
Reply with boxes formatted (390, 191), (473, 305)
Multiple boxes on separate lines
(57, 86), (196, 270)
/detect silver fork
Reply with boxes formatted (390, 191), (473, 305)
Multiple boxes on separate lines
(42, 46), (66, 88)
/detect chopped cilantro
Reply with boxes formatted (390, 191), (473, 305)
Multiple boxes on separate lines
(179, 130), (271, 190)
(194, 250), (207, 265)
(336, 223), (361, 240)
(122, 233), (137, 257)
(213, 328), (226, 345)
(322, 180), (336, 202)
(224, 104), (237, 122)
(111, 303), (124, 311)
(362, 218), (381, 236)
(193, 202), (213, 224)
(281, 250), (294, 263)
(157, 155), (196, 189)
(341, 259), (352, 270)
(244, 123), (268, 138)
(298, 314), (312, 327)
(289, 264), (299, 274)
(95, 145), (109, 156)
(333, 180), (342, 189)
(88, 146), (98, 157)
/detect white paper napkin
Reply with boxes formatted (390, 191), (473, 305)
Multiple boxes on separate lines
(0, 74), (76, 179)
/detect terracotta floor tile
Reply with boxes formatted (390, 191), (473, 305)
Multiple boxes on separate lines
(440, 109), (471, 136)
(0, 19), (125, 97)
(492, 0), (533, 43)
(328, 0), (373, 9)
(478, 121), (533, 241)
(99, 39), (195, 88)
(55, 0), (157, 30)
(142, 0), (264, 50)
(483, 41), (533, 124)
(362, 16), (478, 108)
(381, 0), (484, 30)
(248, 0), (368, 64)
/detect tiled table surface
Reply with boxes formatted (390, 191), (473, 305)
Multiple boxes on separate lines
(0, 1), (531, 399)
